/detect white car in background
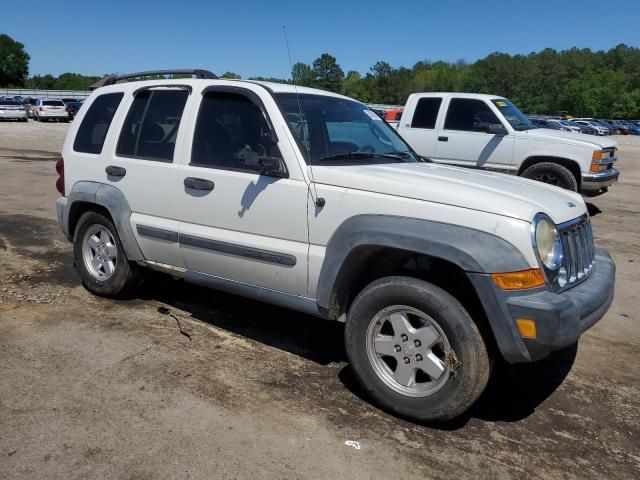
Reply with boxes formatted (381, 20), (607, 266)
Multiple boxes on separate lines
(547, 119), (581, 133)
(570, 119), (609, 136)
(34, 99), (69, 122)
(0, 99), (28, 122)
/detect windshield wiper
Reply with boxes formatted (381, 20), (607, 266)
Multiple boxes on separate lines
(316, 151), (412, 162)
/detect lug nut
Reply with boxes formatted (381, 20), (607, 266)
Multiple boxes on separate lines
(401, 334), (408, 342)
(416, 354), (423, 361)
(414, 340), (421, 347)
(403, 357), (410, 364)
(394, 345), (401, 352)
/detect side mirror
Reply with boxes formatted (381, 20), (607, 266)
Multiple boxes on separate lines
(485, 123), (508, 135)
(258, 156), (287, 178)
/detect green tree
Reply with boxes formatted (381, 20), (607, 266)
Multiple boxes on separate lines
(291, 62), (316, 87)
(312, 54), (344, 92)
(221, 71), (241, 79)
(0, 34), (30, 87)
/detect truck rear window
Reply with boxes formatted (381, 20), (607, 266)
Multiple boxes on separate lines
(73, 93), (124, 154)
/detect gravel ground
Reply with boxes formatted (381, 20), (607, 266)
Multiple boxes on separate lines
(0, 122), (639, 479)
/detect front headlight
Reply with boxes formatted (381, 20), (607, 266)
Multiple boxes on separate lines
(532, 213), (563, 271)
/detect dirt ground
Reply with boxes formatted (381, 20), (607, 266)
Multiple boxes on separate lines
(1, 121), (638, 479)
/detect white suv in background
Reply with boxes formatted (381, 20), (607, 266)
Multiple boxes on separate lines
(34, 98), (69, 122)
(55, 70), (615, 422)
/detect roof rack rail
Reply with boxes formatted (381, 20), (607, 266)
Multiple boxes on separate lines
(102, 69), (218, 86)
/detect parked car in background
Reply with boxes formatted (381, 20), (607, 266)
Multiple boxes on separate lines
(554, 120), (582, 133)
(570, 119), (609, 136)
(22, 98), (38, 118)
(606, 120), (630, 135)
(65, 101), (83, 120)
(621, 120), (640, 135)
(538, 118), (573, 132)
(34, 99), (69, 122)
(395, 93), (619, 195)
(384, 108), (404, 129)
(0, 99), (28, 122)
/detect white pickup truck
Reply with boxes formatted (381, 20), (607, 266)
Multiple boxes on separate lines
(395, 93), (619, 195)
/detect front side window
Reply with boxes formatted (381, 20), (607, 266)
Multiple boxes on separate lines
(411, 97), (442, 129)
(73, 92), (123, 154)
(444, 98), (503, 133)
(191, 92), (282, 172)
(491, 98), (535, 131)
(275, 93), (417, 165)
(117, 89), (189, 162)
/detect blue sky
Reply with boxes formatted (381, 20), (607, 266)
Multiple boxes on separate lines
(3, 0), (639, 78)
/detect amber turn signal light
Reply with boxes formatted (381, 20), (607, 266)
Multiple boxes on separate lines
(491, 269), (545, 290)
(515, 318), (537, 339)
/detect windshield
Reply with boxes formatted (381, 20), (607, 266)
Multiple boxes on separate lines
(491, 98), (536, 131)
(274, 93), (418, 164)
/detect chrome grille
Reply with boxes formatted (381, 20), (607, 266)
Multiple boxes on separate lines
(559, 216), (596, 285)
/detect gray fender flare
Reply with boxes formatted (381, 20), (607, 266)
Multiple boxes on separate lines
(315, 214), (530, 310)
(62, 181), (144, 261)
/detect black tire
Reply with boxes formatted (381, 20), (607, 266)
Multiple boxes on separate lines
(521, 162), (578, 191)
(345, 276), (490, 422)
(73, 211), (140, 297)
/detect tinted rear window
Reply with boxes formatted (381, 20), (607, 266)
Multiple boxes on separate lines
(411, 97), (442, 129)
(116, 89), (189, 162)
(43, 100), (65, 106)
(73, 93), (124, 154)
(0, 100), (21, 106)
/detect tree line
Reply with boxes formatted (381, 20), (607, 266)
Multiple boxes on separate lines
(2, 33), (639, 118)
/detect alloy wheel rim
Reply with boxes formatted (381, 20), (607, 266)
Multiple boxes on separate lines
(366, 305), (451, 397)
(82, 225), (117, 281)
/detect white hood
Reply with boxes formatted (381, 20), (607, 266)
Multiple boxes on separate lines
(516, 128), (617, 150)
(311, 162), (586, 225)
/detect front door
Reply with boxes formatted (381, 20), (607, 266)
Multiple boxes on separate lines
(434, 97), (515, 172)
(177, 88), (309, 296)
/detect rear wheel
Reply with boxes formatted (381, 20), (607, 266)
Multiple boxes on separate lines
(73, 211), (140, 297)
(521, 162), (578, 191)
(345, 276), (490, 422)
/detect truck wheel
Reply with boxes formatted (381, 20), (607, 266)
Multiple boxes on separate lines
(73, 211), (140, 297)
(345, 276), (490, 422)
(521, 162), (578, 191)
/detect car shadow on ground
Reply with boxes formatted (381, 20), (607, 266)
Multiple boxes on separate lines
(135, 271), (577, 428)
(586, 202), (602, 217)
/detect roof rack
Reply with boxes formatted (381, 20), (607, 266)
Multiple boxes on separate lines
(102, 69), (218, 86)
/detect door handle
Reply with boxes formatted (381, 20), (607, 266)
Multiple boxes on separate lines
(105, 165), (126, 177)
(438, 136), (448, 142)
(184, 177), (215, 191)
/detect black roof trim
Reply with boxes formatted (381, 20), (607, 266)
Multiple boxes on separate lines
(103, 69), (217, 86)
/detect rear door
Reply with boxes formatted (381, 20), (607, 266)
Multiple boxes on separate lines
(106, 86), (192, 267)
(398, 96), (442, 159)
(176, 86), (309, 296)
(433, 97), (515, 172)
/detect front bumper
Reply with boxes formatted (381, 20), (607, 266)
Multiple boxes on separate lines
(582, 168), (619, 191)
(469, 249), (615, 363)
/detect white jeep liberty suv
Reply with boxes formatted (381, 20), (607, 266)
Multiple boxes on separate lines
(55, 70), (615, 422)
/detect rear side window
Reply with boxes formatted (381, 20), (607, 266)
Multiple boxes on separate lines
(73, 93), (124, 154)
(117, 89), (189, 162)
(444, 98), (501, 132)
(411, 98), (442, 129)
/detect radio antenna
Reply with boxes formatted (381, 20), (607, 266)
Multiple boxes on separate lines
(282, 25), (325, 208)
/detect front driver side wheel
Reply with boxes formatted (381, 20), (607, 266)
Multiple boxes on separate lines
(345, 276), (490, 422)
